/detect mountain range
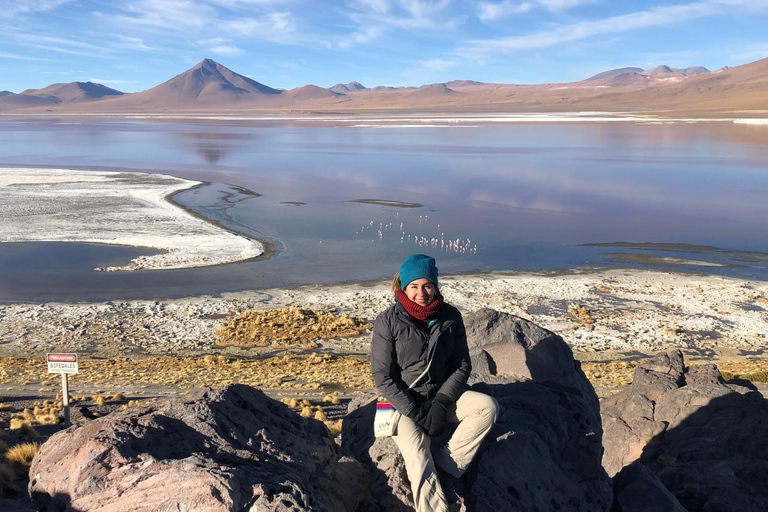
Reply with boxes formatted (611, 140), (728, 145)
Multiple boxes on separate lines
(2, 57), (767, 116)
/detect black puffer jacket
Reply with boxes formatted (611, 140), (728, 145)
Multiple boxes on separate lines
(371, 299), (471, 417)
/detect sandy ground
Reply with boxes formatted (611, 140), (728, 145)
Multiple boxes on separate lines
(0, 168), (263, 271)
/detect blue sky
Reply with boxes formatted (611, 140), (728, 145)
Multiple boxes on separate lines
(2, 0), (768, 93)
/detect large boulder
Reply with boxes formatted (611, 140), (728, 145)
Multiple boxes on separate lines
(342, 308), (612, 511)
(602, 350), (768, 512)
(0, 498), (36, 512)
(29, 384), (366, 512)
(611, 463), (687, 512)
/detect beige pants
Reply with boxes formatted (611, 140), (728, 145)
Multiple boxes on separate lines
(392, 390), (499, 512)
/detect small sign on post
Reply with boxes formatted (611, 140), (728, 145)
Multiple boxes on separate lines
(47, 353), (78, 428)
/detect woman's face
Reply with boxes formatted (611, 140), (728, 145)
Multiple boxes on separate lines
(404, 278), (437, 306)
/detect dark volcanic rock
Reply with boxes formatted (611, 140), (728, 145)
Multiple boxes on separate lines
(0, 497), (36, 512)
(343, 394), (413, 512)
(602, 350), (768, 512)
(611, 463), (687, 512)
(343, 308), (612, 511)
(29, 384), (366, 512)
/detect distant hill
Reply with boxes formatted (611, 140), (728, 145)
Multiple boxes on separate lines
(585, 67), (644, 81)
(0, 92), (57, 107)
(411, 84), (456, 97)
(571, 56), (768, 112)
(445, 80), (485, 88)
(21, 82), (124, 102)
(643, 65), (710, 77)
(329, 81), (366, 93)
(283, 84), (340, 100)
(1, 56), (767, 115)
(109, 58), (281, 108)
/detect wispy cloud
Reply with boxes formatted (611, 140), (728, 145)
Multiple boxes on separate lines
(478, 1), (534, 22)
(537, 0), (597, 12)
(397, 0), (451, 19)
(420, 57), (457, 71)
(352, 0), (390, 14)
(88, 78), (136, 85)
(0, 51), (50, 61)
(347, 0), (461, 33)
(113, 0), (215, 29)
(17, 34), (105, 50)
(478, 0), (597, 22)
(209, 44), (245, 56)
(0, 0), (73, 19)
(208, 0), (290, 6)
(336, 26), (382, 49)
(13, 34), (109, 58)
(462, 1), (755, 60)
(224, 11), (294, 38)
(112, 35), (158, 52)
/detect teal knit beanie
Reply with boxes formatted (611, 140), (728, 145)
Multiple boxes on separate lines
(399, 254), (438, 290)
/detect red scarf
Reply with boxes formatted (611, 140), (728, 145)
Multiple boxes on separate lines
(396, 288), (443, 322)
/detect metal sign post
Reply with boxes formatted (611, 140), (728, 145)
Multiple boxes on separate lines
(47, 353), (78, 428)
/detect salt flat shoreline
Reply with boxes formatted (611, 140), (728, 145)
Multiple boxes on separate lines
(2, 111), (766, 125)
(0, 168), (264, 271)
(1, 268), (766, 361)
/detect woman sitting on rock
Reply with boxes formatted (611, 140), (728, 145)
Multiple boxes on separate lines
(371, 253), (499, 512)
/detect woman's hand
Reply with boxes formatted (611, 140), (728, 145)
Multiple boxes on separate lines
(408, 402), (432, 431)
(426, 394), (452, 436)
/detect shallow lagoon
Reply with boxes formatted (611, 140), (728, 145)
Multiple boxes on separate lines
(1, 117), (768, 302)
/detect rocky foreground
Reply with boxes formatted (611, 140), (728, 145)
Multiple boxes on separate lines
(2, 308), (766, 511)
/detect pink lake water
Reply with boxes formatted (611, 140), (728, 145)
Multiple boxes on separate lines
(1, 118), (767, 302)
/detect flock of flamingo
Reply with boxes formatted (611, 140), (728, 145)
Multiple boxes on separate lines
(355, 212), (478, 254)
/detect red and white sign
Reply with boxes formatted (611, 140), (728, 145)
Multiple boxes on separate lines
(47, 353), (78, 374)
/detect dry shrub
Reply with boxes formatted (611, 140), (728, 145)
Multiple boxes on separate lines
(324, 419), (343, 437)
(9, 420), (39, 440)
(300, 406), (313, 418)
(112, 392), (126, 401)
(0, 404), (15, 412)
(203, 355), (216, 365)
(568, 304), (595, 328)
(5, 442), (38, 468)
(35, 414), (59, 426)
(314, 409), (327, 421)
(94, 396), (106, 406)
(322, 394), (340, 404)
(281, 398), (302, 408)
(214, 307), (372, 349)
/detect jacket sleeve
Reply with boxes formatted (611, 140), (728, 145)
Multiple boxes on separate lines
(436, 313), (471, 402)
(370, 310), (417, 416)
